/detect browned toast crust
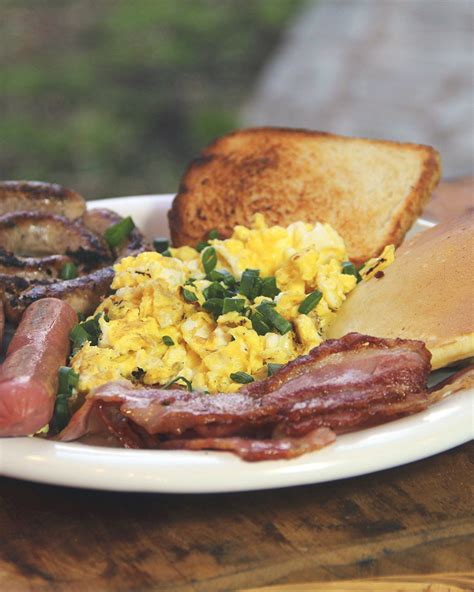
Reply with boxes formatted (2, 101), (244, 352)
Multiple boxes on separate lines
(169, 127), (441, 264)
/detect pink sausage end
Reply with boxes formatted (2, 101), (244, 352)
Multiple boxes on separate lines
(0, 377), (51, 436)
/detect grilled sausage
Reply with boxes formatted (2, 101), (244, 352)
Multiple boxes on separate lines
(0, 211), (111, 263)
(5, 267), (115, 324)
(0, 202), (147, 323)
(0, 298), (77, 437)
(0, 249), (72, 281)
(0, 180), (85, 219)
(0, 300), (4, 349)
(82, 207), (150, 257)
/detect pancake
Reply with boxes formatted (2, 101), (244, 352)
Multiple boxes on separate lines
(327, 213), (474, 369)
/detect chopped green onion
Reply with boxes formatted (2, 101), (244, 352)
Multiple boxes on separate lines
(222, 298), (246, 314)
(203, 297), (224, 316)
(261, 277), (280, 298)
(162, 335), (174, 346)
(250, 277), (264, 300)
(104, 216), (135, 249)
(341, 261), (362, 282)
(161, 248), (172, 258)
(221, 272), (237, 287)
(52, 394), (70, 432)
(207, 269), (236, 286)
(250, 310), (272, 335)
(196, 241), (209, 252)
(256, 302), (292, 335)
(58, 366), (79, 393)
(202, 246), (217, 275)
(163, 375), (193, 391)
(52, 367), (80, 432)
(79, 313), (103, 340)
(230, 371), (254, 384)
(182, 288), (198, 303)
(267, 363), (284, 377)
(208, 229), (220, 240)
(69, 325), (90, 349)
(298, 290), (323, 315)
(239, 268), (260, 298)
(70, 312), (105, 351)
(153, 237), (170, 253)
(60, 262), (77, 280)
(203, 281), (227, 300)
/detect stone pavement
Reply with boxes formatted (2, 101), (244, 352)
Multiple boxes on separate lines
(242, 0), (474, 178)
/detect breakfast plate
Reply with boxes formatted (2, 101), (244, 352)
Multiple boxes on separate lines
(0, 195), (472, 493)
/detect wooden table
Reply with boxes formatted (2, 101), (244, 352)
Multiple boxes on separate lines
(1, 180), (473, 592)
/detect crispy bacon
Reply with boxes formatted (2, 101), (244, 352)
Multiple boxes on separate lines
(57, 334), (435, 460)
(428, 365), (474, 402)
(157, 428), (336, 461)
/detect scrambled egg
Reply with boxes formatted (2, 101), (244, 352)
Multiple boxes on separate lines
(359, 245), (395, 280)
(71, 214), (360, 394)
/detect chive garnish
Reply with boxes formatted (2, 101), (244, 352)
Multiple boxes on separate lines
(162, 336), (174, 346)
(250, 311), (272, 335)
(222, 298), (246, 314)
(196, 241), (209, 252)
(153, 237), (170, 253)
(203, 281), (227, 300)
(69, 325), (90, 349)
(261, 277), (280, 298)
(239, 268), (260, 298)
(256, 302), (292, 335)
(230, 371), (254, 384)
(58, 366), (79, 392)
(202, 297), (224, 316)
(207, 269), (236, 286)
(202, 246), (217, 275)
(60, 262), (77, 280)
(182, 288), (198, 303)
(52, 367), (79, 432)
(163, 376), (193, 391)
(208, 229), (220, 240)
(104, 216), (135, 249)
(298, 290), (323, 315)
(267, 363), (284, 377)
(341, 261), (362, 282)
(70, 312), (106, 351)
(161, 248), (172, 257)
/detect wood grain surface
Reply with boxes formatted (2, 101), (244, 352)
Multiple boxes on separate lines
(1, 179), (473, 592)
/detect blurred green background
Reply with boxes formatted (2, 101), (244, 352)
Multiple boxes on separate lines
(0, 0), (303, 199)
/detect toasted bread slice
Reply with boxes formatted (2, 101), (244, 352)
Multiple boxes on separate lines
(169, 127), (441, 264)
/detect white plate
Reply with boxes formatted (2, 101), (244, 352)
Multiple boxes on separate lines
(0, 195), (472, 493)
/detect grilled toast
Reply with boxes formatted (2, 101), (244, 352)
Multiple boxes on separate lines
(169, 127), (441, 265)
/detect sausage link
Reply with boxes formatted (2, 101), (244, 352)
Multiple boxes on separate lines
(0, 298), (77, 436)
(0, 180), (86, 219)
(0, 300), (4, 349)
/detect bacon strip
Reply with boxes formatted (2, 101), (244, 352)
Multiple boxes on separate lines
(58, 334), (434, 460)
(157, 428), (336, 461)
(428, 365), (474, 403)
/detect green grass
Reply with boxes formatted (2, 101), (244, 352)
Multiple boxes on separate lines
(0, 0), (304, 198)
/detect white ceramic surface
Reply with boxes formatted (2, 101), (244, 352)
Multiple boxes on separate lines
(0, 195), (472, 493)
